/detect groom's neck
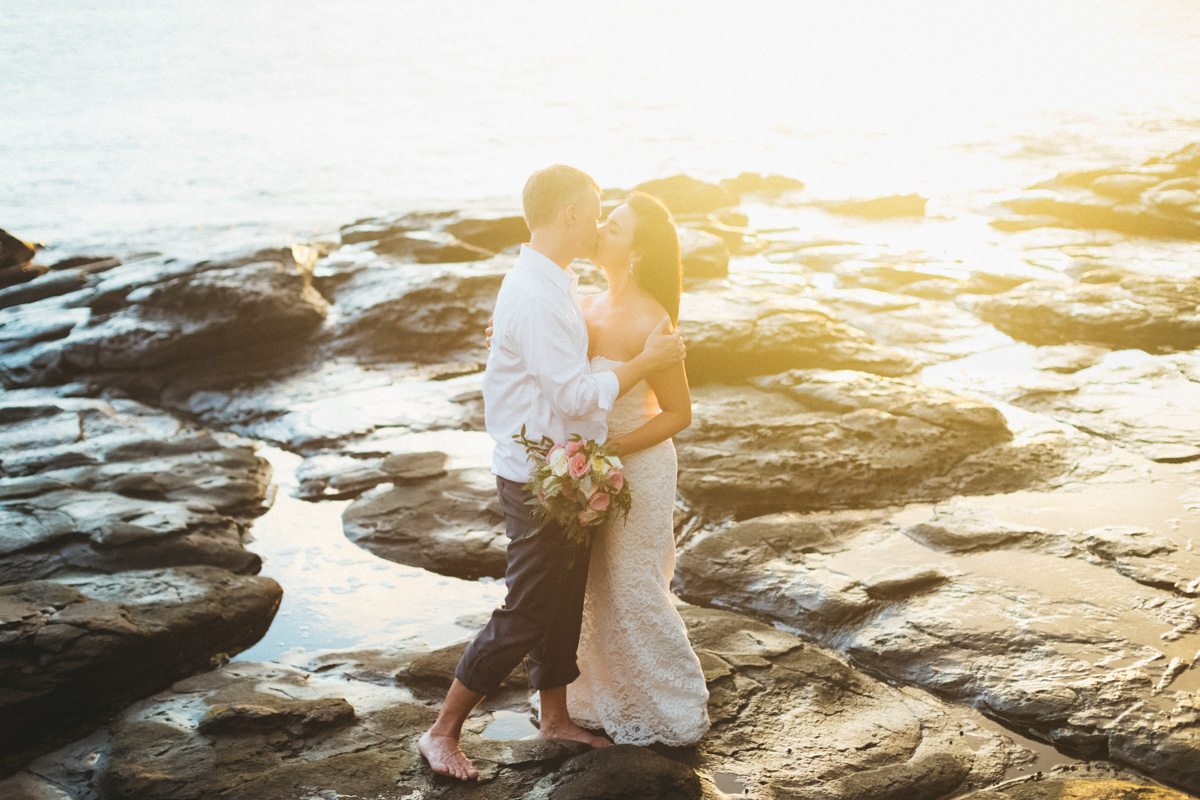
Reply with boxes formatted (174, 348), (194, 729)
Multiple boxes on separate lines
(526, 233), (574, 270)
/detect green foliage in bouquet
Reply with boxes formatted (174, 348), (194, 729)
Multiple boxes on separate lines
(512, 425), (633, 557)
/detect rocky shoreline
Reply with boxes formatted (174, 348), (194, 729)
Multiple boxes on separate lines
(2, 144), (1199, 799)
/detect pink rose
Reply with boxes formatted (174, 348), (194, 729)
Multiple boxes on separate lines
(565, 440), (583, 456)
(567, 453), (588, 479)
(588, 491), (610, 512)
(607, 469), (624, 491)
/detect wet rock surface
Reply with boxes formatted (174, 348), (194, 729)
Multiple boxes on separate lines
(927, 346), (1200, 465)
(682, 293), (918, 384)
(4, 606), (1024, 800)
(0, 566), (281, 776)
(0, 392), (272, 582)
(674, 369), (1081, 517)
(824, 193), (929, 218)
(998, 142), (1200, 239)
(674, 498), (1200, 793)
(0, 247), (328, 390)
(957, 766), (1197, 799)
(3, 156), (1200, 797)
(975, 273), (1200, 352)
(342, 466), (507, 580)
(0, 390), (281, 775)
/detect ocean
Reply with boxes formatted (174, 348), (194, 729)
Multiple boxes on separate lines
(3, 0), (1199, 258)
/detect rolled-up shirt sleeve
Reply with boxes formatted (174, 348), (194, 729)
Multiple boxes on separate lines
(515, 297), (619, 418)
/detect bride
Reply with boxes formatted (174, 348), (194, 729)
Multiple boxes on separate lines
(569, 191), (710, 745)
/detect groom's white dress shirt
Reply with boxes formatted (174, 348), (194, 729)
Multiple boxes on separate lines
(484, 245), (620, 483)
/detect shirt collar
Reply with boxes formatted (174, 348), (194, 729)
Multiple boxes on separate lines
(520, 244), (578, 297)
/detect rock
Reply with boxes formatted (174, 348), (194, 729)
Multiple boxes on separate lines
(525, 745), (701, 799)
(633, 175), (739, 215)
(0, 248), (329, 389)
(445, 215), (530, 252)
(173, 361), (483, 453)
(863, 564), (956, 600)
(825, 193), (928, 218)
(0, 229), (38, 270)
(49, 255), (121, 273)
(674, 504), (1200, 794)
(0, 262), (49, 290)
(677, 227), (730, 278)
(1005, 351), (1200, 463)
(958, 770), (1196, 799)
(0, 566), (282, 776)
(1001, 143), (1200, 238)
(81, 605), (1018, 800)
(0, 270), (87, 310)
(975, 275), (1200, 352)
(341, 467), (507, 580)
(338, 210), (456, 245)
(295, 451), (450, 500)
(720, 171), (805, 197)
(904, 508), (1047, 553)
(1000, 192), (1200, 236)
(674, 371), (1056, 517)
(0, 393), (271, 583)
(382, 450), (450, 481)
(681, 294), (918, 384)
(1090, 172), (1167, 201)
(1030, 344), (1110, 373)
(372, 232), (495, 263)
(197, 696), (357, 736)
(332, 265), (503, 361)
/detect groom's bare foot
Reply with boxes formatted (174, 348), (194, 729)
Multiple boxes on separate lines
(417, 730), (479, 780)
(538, 719), (612, 748)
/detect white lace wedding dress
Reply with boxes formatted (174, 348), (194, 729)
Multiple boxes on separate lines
(567, 357), (710, 745)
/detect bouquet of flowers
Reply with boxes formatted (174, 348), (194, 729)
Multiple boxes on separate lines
(512, 425), (632, 556)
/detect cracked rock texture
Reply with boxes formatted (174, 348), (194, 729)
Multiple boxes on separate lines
(999, 141), (1200, 240)
(674, 504), (1200, 793)
(10, 606), (1018, 800)
(0, 566), (281, 775)
(674, 370), (1081, 517)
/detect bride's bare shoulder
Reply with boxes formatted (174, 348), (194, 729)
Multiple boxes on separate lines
(629, 293), (672, 337)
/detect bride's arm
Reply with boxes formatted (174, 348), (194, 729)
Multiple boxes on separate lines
(605, 361), (691, 457)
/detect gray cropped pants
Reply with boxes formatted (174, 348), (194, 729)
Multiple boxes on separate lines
(454, 476), (593, 696)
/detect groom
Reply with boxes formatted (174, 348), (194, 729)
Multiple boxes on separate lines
(418, 165), (686, 779)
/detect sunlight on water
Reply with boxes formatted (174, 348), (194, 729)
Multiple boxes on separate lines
(3, 0), (1198, 253)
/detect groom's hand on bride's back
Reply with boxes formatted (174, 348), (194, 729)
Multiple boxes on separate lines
(642, 315), (685, 370)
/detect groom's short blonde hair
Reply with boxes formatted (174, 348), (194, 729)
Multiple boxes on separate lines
(522, 165), (600, 231)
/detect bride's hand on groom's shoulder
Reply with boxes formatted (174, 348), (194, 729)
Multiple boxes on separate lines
(484, 316), (494, 350)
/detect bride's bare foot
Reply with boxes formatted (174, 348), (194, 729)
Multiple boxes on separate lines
(538, 719), (612, 748)
(417, 730), (479, 780)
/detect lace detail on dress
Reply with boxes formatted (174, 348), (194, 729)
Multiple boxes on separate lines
(566, 357), (710, 746)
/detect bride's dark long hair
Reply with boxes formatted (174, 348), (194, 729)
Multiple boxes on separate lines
(627, 191), (683, 326)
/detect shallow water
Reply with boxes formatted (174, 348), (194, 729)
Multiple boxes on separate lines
(234, 442), (505, 663)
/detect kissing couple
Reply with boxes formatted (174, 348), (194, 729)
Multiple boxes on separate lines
(418, 165), (711, 779)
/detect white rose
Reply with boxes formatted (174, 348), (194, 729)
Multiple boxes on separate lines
(549, 448), (569, 477)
